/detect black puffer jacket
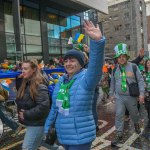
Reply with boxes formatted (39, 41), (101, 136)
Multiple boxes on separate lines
(16, 83), (50, 126)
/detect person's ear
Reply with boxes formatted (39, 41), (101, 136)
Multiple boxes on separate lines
(33, 67), (37, 73)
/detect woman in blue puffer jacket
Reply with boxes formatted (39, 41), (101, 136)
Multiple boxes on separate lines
(44, 20), (105, 150)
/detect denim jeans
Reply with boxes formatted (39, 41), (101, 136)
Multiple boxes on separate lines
(22, 126), (44, 150)
(63, 142), (92, 150)
(0, 102), (19, 130)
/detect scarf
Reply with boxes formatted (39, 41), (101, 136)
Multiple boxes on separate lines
(56, 79), (75, 116)
(120, 66), (127, 92)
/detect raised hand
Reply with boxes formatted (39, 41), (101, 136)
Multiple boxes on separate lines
(83, 20), (102, 41)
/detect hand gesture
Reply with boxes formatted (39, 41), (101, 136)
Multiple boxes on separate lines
(83, 20), (102, 41)
(139, 48), (144, 58)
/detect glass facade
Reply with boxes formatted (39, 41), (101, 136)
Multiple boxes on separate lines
(47, 14), (81, 58)
(4, 2), (16, 62)
(3, 1), (82, 62)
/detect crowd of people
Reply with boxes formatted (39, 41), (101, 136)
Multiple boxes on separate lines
(0, 20), (150, 150)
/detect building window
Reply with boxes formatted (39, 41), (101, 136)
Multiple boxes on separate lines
(4, 2), (16, 62)
(128, 45), (130, 51)
(124, 12), (129, 19)
(114, 24), (122, 31)
(125, 23), (130, 29)
(115, 26), (119, 31)
(47, 13), (59, 25)
(4, 2), (12, 15)
(125, 35), (130, 41)
(122, 3), (129, 9)
(84, 11), (89, 20)
(140, 1), (142, 12)
(20, 6), (39, 20)
(20, 6), (42, 59)
(141, 27), (143, 33)
(113, 7), (119, 11)
(113, 16), (119, 21)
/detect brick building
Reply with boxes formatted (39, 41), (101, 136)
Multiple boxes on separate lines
(146, 0), (150, 55)
(98, 0), (148, 59)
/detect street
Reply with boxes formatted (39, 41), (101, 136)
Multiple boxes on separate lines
(0, 90), (150, 150)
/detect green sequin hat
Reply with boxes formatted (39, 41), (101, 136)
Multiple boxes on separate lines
(114, 43), (130, 59)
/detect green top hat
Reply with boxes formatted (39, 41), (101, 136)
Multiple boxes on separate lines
(114, 43), (130, 59)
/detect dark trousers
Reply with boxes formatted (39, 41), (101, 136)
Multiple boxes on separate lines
(145, 101), (150, 121)
(63, 142), (92, 150)
(125, 102), (140, 116)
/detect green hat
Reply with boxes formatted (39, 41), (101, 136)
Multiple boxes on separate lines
(114, 43), (130, 59)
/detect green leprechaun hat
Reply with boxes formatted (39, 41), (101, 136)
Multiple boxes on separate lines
(114, 43), (130, 59)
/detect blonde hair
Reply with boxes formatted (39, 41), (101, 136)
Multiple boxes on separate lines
(17, 59), (45, 100)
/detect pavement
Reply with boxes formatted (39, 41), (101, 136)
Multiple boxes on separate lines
(1, 89), (150, 150)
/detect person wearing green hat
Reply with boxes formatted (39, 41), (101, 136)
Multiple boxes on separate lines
(109, 43), (145, 146)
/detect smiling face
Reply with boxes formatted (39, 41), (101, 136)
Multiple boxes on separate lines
(22, 62), (35, 79)
(64, 57), (82, 78)
(117, 54), (128, 65)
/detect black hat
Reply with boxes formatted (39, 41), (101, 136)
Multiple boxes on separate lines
(64, 49), (85, 67)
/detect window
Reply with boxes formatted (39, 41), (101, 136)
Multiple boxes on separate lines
(141, 27), (143, 33)
(127, 45), (130, 51)
(115, 26), (119, 31)
(125, 23), (130, 29)
(122, 3), (129, 9)
(60, 16), (67, 27)
(124, 12), (129, 19)
(114, 24), (122, 31)
(125, 35), (130, 41)
(47, 13), (59, 25)
(140, 1), (142, 12)
(5, 14), (14, 33)
(6, 33), (15, 44)
(113, 7), (119, 11)
(21, 6), (39, 20)
(113, 16), (119, 21)
(24, 19), (41, 36)
(4, 2), (12, 15)
(84, 11), (89, 20)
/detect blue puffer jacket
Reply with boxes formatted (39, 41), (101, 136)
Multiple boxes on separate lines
(44, 37), (105, 145)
